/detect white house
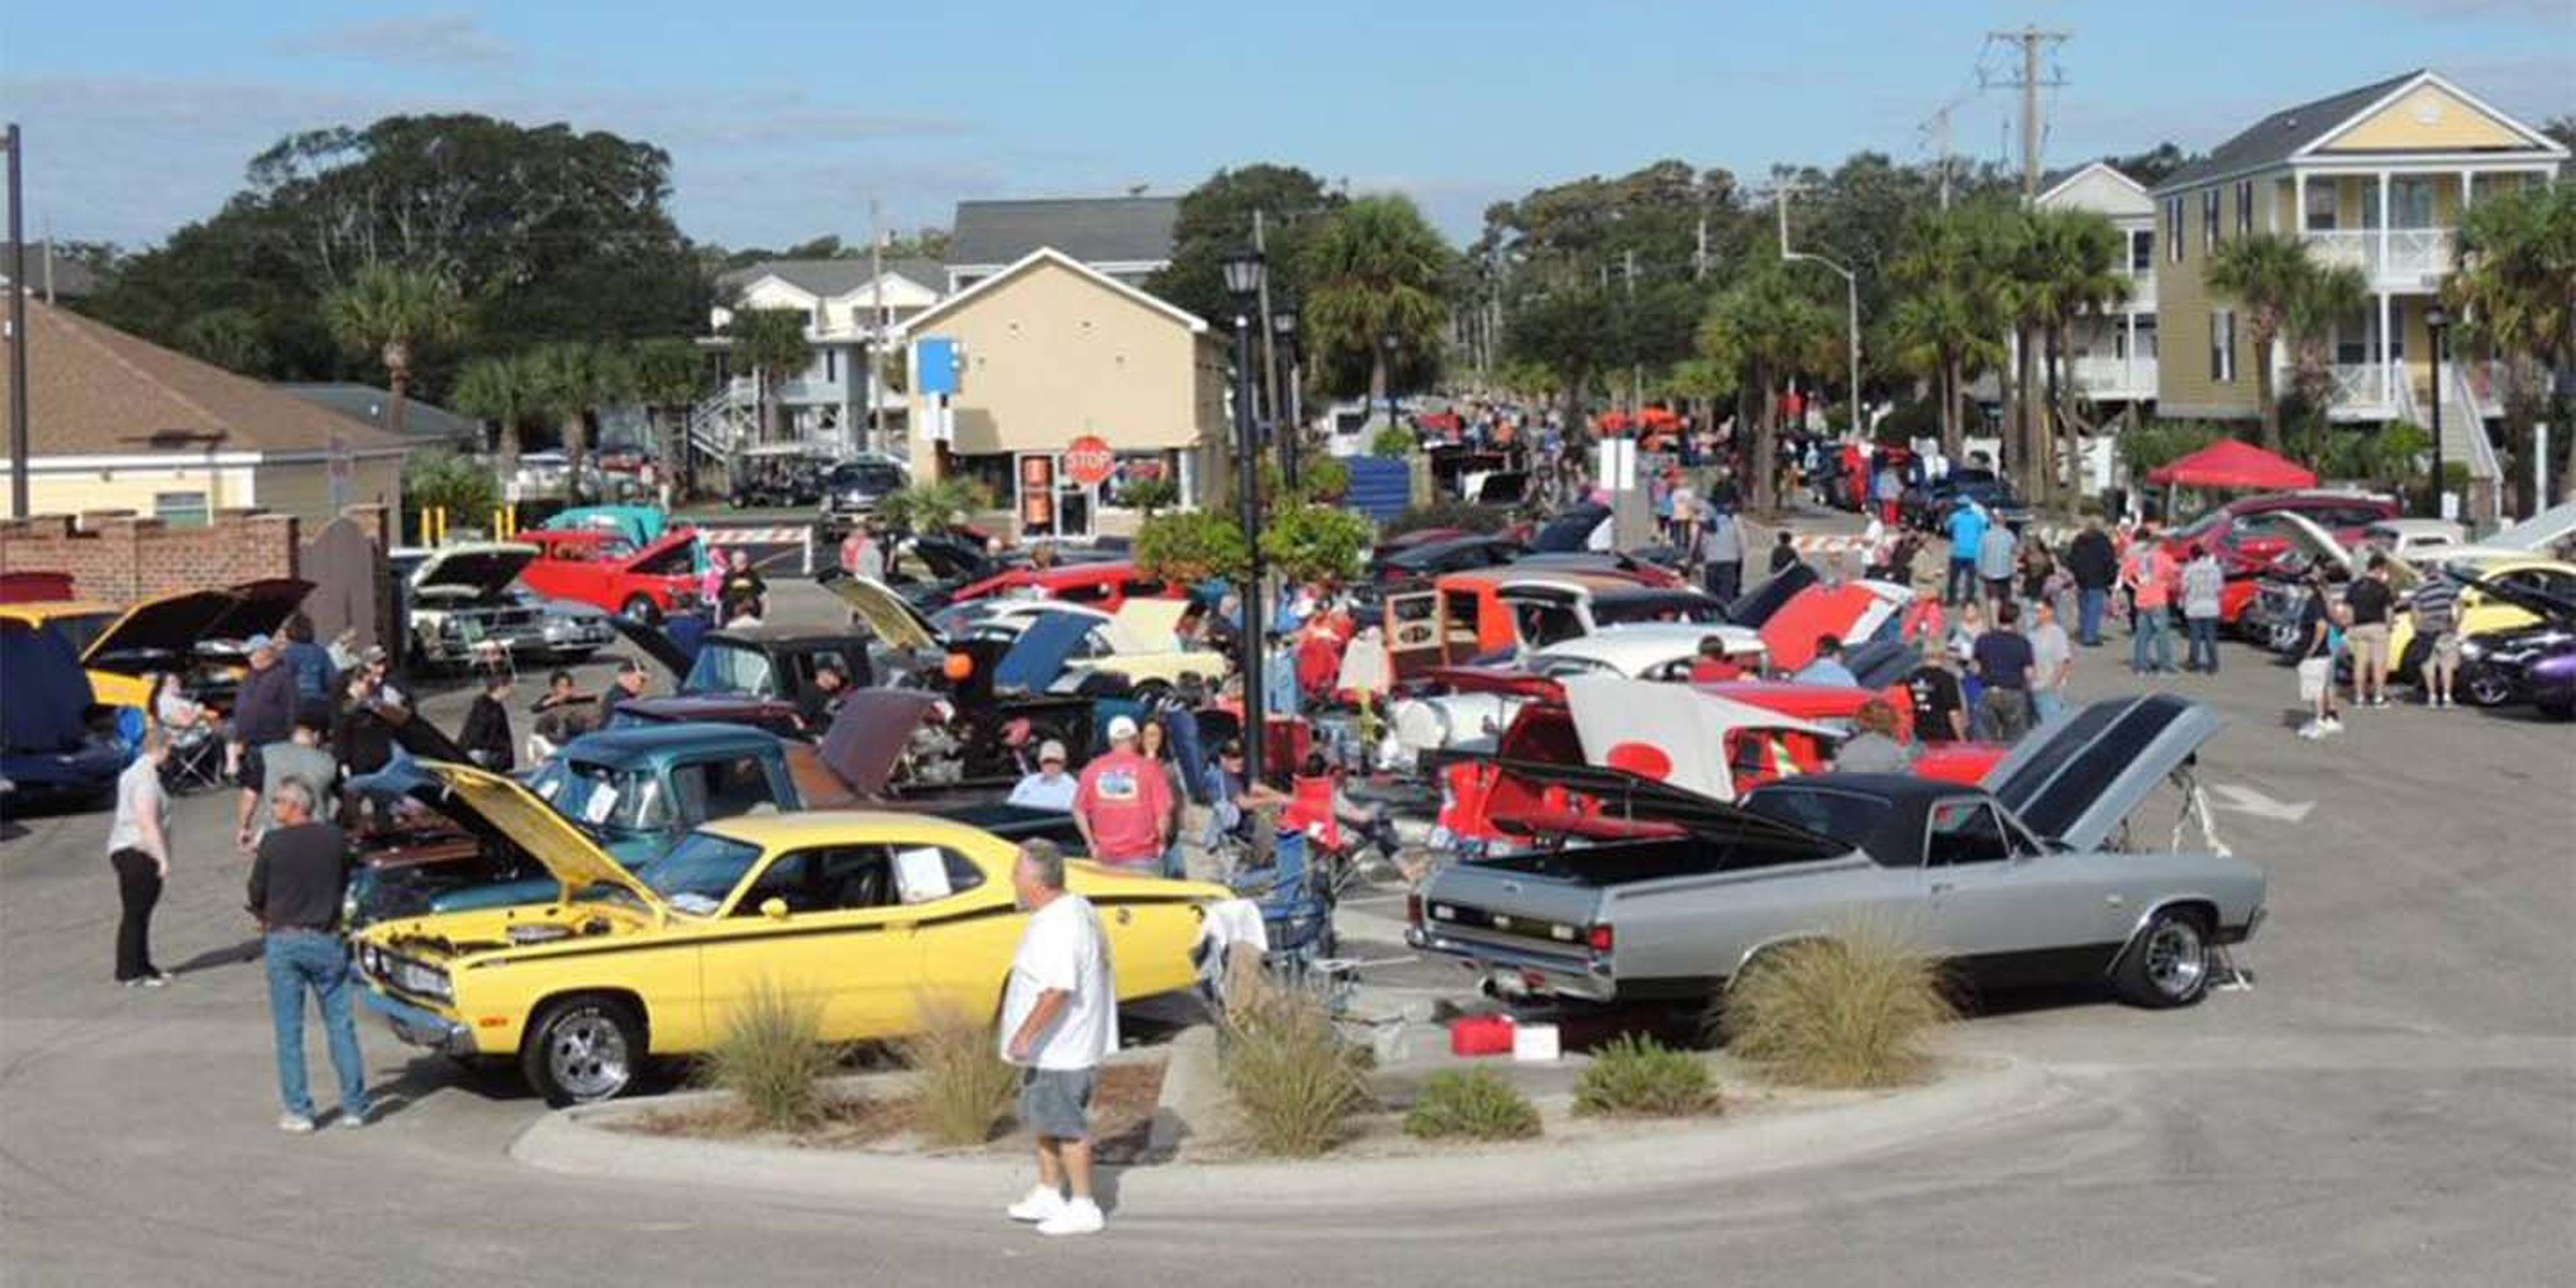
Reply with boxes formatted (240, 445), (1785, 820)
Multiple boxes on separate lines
(700, 257), (947, 457)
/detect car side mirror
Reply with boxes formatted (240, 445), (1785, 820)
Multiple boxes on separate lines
(759, 897), (790, 920)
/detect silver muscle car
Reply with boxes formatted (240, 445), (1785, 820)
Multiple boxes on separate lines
(1407, 693), (2265, 1043)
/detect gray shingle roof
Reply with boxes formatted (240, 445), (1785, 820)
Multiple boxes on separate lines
(714, 256), (947, 299)
(2155, 70), (2422, 193)
(945, 197), (1179, 269)
(278, 383), (482, 444)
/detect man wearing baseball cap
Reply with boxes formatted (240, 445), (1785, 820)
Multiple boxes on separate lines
(1070, 716), (1173, 869)
(230, 634), (297, 849)
(1008, 739), (1078, 812)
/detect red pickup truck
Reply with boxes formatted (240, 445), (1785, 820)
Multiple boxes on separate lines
(518, 529), (702, 621)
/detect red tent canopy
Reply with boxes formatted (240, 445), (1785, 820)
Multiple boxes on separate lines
(2147, 439), (2318, 490)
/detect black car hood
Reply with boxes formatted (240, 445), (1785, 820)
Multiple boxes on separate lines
(1727, 564), (1818, 629)
(2469, 575), (2576, 625)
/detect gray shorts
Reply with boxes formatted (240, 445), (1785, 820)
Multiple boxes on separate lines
(1019, 1066), (1096, 1140)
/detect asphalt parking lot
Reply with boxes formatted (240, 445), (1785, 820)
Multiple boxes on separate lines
(4, 576), (2571, 1287)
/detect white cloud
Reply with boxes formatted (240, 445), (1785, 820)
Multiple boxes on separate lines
(272, 11), (519, 69)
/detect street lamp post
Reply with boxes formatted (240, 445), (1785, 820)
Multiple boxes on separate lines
(2425, 303), (2449, 521)
(1271, 303), (1301, 489)
(1778, 188), (1862, 444)
(1222, 250), (1270, 785)
(1380, 332), (1401, 441)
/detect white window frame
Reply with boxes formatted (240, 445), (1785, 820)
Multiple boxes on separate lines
(2210, 310), (2237, 384)
(2202, 189), (2222, 249)
(152, 490), (211, 527)
(2235, 180), (2255, 237)
(2165, 197), (2185, 262)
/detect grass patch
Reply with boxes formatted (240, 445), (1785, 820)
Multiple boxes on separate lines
(1723, 922), (1955, 1089)
(1220, 961), (1371, 1157)
(1572, 1032), (1719, 1117)
(698, 979), (843, 1131)
(1403, 1068), (1542, 1141)
(900, 1000), (1020, 1148)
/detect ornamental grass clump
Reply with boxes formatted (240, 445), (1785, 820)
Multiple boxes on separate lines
(1723, 920), (1956, 1089)
(902, 1000), (1019, 1147)
(1572, 1032), (1719, 1118)
(701, 979), (841, 1131)
(1403, 1068), (1542, 1141)
(1220, 962), (1370, 1157)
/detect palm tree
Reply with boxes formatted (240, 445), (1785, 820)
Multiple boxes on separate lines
(2017, 209), (2133, 504)
(630, 337), (708, 500)
(2445, 181), (2576, 512)
(1301, 195), (1455, 410)
(1890, 206), (2012, 458)
(449, 354), (540, 484)
(1700, 264), (1840, 513)
(526, 342), (633, 504)
(727, 308), (814, 449)
(2281, 260), (2369, 427)
(2206, 233), (2330, 453)
(321, 263), (465, 441)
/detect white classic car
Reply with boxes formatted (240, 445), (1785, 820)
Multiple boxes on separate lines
(1388, 622), (1768, 760)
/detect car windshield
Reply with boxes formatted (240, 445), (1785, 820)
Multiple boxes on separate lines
(642, 830), (767, 916)
(684, 639), (780, 697)
(529, 759), (671, 835)
(633, 539), (695, 575)
(1594, 596), (1726, 626)
(830, 463), (905, 491)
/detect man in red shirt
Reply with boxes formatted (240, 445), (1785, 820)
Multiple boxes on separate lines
(1071, 716), (1174, 869)
(2121, 527), (2179, 676)
(1687, 635), (1747, 683)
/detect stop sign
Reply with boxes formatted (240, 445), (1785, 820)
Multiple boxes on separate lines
(1065, 435), (1116, 488)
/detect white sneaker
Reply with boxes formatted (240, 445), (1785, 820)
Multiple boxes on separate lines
(1037, 1198), (1105, 1237)
(2320, 714), (2345, 733)
(278, 1113), (316, 1134)
(1008, 1185), (1066, 1223)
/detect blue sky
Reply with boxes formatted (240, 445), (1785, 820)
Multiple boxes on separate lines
(2, 0), (2568, 251)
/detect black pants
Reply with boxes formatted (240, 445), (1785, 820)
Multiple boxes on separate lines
(111, 848), (162, 981)
(1703, 560), (1741, 603)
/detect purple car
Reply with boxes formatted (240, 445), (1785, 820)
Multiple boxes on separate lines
(2453, 574), (2576, 718)
(2520, 634), (2576, 720)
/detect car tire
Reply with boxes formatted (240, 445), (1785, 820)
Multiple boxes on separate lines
(621, 595), (662, 625)
(2112, 907), (2212, 1009)
(522, 994), (644, 1107)
(2463, 667), (2515, 708)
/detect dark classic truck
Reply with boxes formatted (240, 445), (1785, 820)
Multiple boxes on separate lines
(1408, 694), (2267, 1042)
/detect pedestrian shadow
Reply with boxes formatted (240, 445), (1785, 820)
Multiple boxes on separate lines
(169, 938), (263, 975)
(2271, 706), (2318, 731)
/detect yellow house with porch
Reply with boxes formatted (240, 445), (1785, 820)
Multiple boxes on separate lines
(2151, 70), (2567, 485)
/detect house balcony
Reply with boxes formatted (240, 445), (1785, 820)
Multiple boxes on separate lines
(2302, 228), (2455, 290)
(2323, 363), (2400, 421)
(2118, 269), (2155, 311)
(2068, 354), (2157, 400)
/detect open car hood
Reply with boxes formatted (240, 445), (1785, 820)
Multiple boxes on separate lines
(822, 572), (943, 653)
(412, 760), (667, 913)
(1727, 563), (1818, 630)
(908, 533), (997, 583)
(1981, 693), (2223, 853)
(411, 545), (539, 595)
(1485, 755), (1852, 859)
(370, 700), (475, 765)
(2467, 574), (2576, 623)
(994, 611), (1095, 693)
(604, 614), (698, 678)
(2481, 500), (2576, 556)
(816, 688), (941, 796)
(85, 578), (315, 663)
(1561, 674), (1836, 802)
(1105, 598), (1189, 653)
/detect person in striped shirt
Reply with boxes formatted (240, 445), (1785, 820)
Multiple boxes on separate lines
(2409, 576), (2465, 708)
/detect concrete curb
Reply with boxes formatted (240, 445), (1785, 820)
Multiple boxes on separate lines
(512, 1053), (2056, 1215)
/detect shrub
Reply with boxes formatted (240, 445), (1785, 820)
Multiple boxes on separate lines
(405, 447), (501, 531)
(1723, 921), (1955, 1089)
(902, 1000), (1019, 1147)
(1370, 424), (1419, 457)
(1220, 963), (1369, 1157)
(700, 979), (841, 1130)
(1381, 500), (1513, 539)
(1116, 476), (1180, 515)
(1135, 509), (1252, 582)
(1260, 501), (1373, 585)
(1572, 1033), (1719, 1117)
(1403, 1068), (1542, 1141)
(1297, 455), (1352, 504)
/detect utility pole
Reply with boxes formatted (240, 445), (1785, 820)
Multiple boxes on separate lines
(868, 199), (885, 457)
(1919, 99), (1964, 210)
(1622, 248), (1640, 414)
(1982, 25), (2070, 200)
(1778, 182), (1862, 446)
(5, 123), (27, 519)
(1694, 215), (1710, 281)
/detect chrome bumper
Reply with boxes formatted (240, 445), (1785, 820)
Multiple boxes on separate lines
(1406, 926), (1617, 1003)
(363, 986), (476, 1055)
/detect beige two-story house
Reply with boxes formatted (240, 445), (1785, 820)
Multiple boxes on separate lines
(894, 248), (1231, 540)
(2152, 70), (2567, 485)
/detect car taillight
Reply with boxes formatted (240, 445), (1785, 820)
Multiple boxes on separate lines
(1406, 892), (1423, 926)
(1587, 924), (1614, 954)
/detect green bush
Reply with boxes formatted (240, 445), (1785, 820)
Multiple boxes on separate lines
(1403, 1068), (1542, 1141)
(404, 447), (501, 528)
(700, 979), (841, 1131)
(1298, 455), (1352, 504)
(1571, 1033), (1719, 1118)
(902, 1000), (1018, 1147)
(1382, 500), (1513, 539)
(1116, 476), (1180, 515)
(1260, 501), (1373, 586)
(877, 478), (992, 534)
(2121, 420), (2227, 478)
(1723, 920), (1955, 1089)
(1220, 965), (1370, 1157)
(1371, 425), (1419, 457)
(1135, 509), (1252, 582)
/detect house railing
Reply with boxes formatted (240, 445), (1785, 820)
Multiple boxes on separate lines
(2068, 354), (2156, 395)
(2301, 228), (2455, 286)
(2328, 363), (2392, 411)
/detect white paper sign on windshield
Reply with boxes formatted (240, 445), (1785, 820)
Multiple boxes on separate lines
(894, 847), (952, 904)
(582, 784), (621, 825)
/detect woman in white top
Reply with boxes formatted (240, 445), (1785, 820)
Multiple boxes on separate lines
(107, 729), (176, 986)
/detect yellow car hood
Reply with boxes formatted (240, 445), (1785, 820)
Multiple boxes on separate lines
(419, 761), (669, 914)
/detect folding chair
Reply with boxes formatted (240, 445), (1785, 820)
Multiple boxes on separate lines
(162, 722), (228, 795)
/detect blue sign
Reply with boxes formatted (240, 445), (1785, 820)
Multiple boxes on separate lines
(915, 337), (961, 396)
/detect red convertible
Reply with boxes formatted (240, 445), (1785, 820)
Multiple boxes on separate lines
(518, 529), (703, 622)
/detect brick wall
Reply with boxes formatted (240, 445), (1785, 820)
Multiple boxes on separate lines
(0, 508), (301, 602)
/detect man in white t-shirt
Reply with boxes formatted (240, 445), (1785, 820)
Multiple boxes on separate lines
(1000, 839), (1116, 1236)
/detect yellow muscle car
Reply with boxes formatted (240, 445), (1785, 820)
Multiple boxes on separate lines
(2390, 555), (2576, 675)
(356, 762), (1227, 1104)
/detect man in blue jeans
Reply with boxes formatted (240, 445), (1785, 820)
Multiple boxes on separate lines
(1944, 498), (1988, 607)
(246, 777), (371, 1132)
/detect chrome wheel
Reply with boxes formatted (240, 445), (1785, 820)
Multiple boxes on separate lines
(2463, 669), (2514, 708)
(545, 1012), (631, 1102)
(2143, 918), (2207, 1000)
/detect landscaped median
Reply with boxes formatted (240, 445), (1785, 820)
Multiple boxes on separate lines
(509, 1036), (2051, 1215)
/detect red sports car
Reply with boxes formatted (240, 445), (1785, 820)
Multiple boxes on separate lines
(518, 528), (702, 621)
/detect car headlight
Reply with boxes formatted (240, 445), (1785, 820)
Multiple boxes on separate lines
(2460, 639), (2488, 659)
